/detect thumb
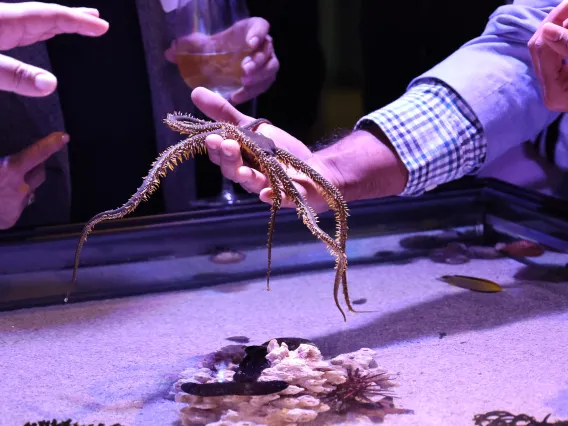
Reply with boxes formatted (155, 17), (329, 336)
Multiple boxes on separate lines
(542, 22), (568, 56)
(0, 54), (58, 97)
(12, 132), (69, 173)
(191, 86), (253, 126)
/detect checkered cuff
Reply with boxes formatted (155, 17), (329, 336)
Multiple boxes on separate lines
(355, 78), (486, 196)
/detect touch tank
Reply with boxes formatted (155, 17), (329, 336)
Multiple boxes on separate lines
(1, 179), (567, 426)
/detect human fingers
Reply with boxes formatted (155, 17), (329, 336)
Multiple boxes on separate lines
(0, 3), (108, 52)
(225, 165), (270, 195)
(205, 134), (223, 165)
(204, 134), (270, 192)
(241, 36), (278, 84)
(534, 40), (568, 110)
(11, 132), (69, 174)
(18, 182), (34, 212)
(72, 7), (101, 17)
(259, 185), (306, 209)
(242, 35), (273, 75)
(232, 56), (279, 104)
(23, 162), (46, 190)
(218, 139), (244, 181)
(191, 86), (253, 125)
(19, 2), (109, 37)
(0, 54), (57, 96)
(541, 22), (568, 56)
(244, 17), (270, 50)
(528, 22), (568, 111)
(545, 0), (568, 25)
(233, 165), (270, 193)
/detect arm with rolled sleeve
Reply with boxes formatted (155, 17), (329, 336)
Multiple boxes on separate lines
(356, 0), (562, 196)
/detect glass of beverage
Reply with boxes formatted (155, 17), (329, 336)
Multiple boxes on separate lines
(172, 0), (260, 207)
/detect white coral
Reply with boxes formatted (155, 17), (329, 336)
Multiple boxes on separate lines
(174, 339), (401, 426)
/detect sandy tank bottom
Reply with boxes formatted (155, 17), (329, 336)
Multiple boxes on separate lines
(1, 250), (568, 426)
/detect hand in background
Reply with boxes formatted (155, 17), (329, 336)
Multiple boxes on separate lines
(0, 2), (109, 97)
(191, 86), (339, 213)
(0, 132), (69, 229)
(166, 17), (279, 105)
(529, 0), (568, 111)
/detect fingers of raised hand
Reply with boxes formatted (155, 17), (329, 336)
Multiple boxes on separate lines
(30, 3), (109, 37)
(24, 162), (46, 191)
(0, 165), (41, 230)
(0, 54), (58, 96)
(540, 22), (568, 56)
(0, 3), (108, 51)
(529, 17), (568, 110)
(11, 132), (69, 173)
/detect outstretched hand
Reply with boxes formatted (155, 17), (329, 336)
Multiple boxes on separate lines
(528, 0), (568, 111)
(0, 2), (109, 97)
(166, 17), (279, 105)
(190, 87), (339, 213)
(0, 132), (69, 229)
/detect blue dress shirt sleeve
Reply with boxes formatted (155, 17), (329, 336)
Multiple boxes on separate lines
(356, 0), (562, 196)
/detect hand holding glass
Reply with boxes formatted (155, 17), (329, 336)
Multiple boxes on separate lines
(173, 0), (253, 101)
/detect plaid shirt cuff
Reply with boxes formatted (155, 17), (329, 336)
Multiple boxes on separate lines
(355, 78), (486, 196)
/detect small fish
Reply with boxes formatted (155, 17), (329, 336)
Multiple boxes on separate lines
(438, 275), (502, 293)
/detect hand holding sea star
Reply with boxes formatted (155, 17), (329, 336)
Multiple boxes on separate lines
(68, 113), (356, 320)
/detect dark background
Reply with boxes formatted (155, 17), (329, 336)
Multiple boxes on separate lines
(40, 0), (508, 225)
(196, 0), (506, 199)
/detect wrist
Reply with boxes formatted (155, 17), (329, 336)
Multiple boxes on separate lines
(311, 127), (408, 202)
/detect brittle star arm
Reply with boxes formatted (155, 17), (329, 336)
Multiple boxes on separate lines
(68, 129), (219, 296)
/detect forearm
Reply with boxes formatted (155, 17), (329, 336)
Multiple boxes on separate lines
(311, 79), (486, 200)
(311, 127), (408, 202)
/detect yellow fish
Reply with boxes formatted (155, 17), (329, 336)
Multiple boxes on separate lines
(438, 275), (502, 293)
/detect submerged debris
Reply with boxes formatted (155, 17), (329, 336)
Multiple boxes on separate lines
(473, 411), (568, 425)
(209, 250), (246, 264)
(173, 338), (412, 425)
(225, 336), (250, 344)
(181, 380), (288, 396)
(24, 421), (123, 426)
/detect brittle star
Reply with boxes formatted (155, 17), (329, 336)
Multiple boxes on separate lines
(68, 113), (357, 320)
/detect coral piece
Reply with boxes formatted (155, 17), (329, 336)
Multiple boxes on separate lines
(172, 339), (412, 425)
(473, 411), (568, 425)
(69, 114), (355, 321)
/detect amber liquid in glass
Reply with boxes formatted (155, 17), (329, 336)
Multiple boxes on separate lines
(176, 50), (249, 98)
